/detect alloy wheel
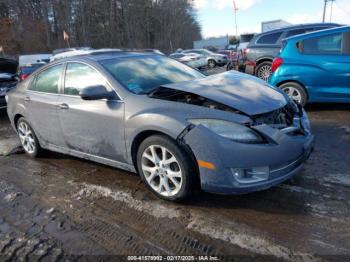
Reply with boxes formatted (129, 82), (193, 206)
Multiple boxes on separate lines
(257, 65), (272, 81)
(282, 86), (302, 104)
(141, 145), (183, 197)
(18, 121), (36, 154)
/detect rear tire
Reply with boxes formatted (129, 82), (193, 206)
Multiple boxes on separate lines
(17, 117), (42, 157)
(255, 61), (272, 81)
(207, 59), (216, 68)
(136, 135), (196, 201)
(279, 82), (308, 107)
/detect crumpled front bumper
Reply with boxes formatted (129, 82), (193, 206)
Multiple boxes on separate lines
(183, 123), (314, 195)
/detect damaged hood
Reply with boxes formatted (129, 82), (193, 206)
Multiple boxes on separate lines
(0, 58), (18, 77)
(162, 72), (287, 115)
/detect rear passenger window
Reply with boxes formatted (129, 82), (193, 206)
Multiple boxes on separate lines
(64, 63), (107, 96)
(257, 32), (282, 44)
(29, 64), (63, 93)
(302, 33), (342, 55)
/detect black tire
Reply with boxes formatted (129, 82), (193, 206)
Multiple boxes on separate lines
(17, 117), (42, 157)
(279, 82), (308, 107)
(226, 61), (234, 71)
(207, 59), (216, 68)
(255, 61), (272, 81)
(136, 135), (197, 201)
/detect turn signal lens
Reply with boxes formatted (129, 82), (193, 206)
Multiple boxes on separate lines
(198, 160), (216, 170)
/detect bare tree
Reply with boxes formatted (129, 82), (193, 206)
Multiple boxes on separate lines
(0, 0), (202, 55)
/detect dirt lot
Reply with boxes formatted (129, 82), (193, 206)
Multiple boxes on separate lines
(0, 80), (350, 260)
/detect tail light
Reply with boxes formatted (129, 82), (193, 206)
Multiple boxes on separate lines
(271, 57), (283, 73)
(240, 48), (250, 59)
(20, 74), (29, 81)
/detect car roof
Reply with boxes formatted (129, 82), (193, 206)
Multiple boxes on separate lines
(52, 47), (92, 55)
(50, 50), (159, 65)
(85, 51), (158, 61)
(184, 49), (206, 52)
(256, 22), (341, 36)
(284, 25), (350, 42)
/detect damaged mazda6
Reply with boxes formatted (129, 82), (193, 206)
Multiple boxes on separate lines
(6, 50), (314, 201)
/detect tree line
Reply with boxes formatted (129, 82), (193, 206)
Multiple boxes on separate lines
(0, 0), (202, 56)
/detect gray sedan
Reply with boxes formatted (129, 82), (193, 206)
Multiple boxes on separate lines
(6, 51), (314, 201)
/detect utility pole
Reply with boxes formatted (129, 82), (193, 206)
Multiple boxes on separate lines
(323, 0), (336, 23)
(233, 0), (239, 37)
(329, 0), (334, 22)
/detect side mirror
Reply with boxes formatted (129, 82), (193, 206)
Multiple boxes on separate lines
(79, 85), (115, 100)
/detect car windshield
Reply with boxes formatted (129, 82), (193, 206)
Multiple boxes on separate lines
(101, 55), (205, 94)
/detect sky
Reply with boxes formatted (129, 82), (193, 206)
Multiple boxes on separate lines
(193, 0), (350, 38)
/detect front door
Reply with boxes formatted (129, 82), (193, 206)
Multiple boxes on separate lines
(57, 62), (126, 162)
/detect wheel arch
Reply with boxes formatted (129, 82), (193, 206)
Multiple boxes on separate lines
(13, 113), (24, 130)
(207, 58), (216, 64)
(130, 130), (169, 169)
(256, 57), (273, 65)
(130, 129), (200, 183)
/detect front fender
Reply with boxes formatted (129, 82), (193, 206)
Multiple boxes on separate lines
(124, 112), (188, 164)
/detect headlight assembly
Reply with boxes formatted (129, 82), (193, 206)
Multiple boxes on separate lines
(0, 87), (6, 96)
(188, 119), (263, 143)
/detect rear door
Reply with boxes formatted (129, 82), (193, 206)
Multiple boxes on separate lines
(57, 62), (126, 162)
(300, 31), (350, 101)
(25, 63), (65, 146)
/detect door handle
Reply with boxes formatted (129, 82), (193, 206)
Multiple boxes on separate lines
(24, 97), (30, 102)
(57, 103), (69, 110)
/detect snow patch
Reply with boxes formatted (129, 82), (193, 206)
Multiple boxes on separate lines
(278, 184), (318, 195)
(322, 174), (350, 187)
(3, 192), (22, 202)
(0, 137), (21, 156)
(74, 183), (181, 219)
(74, 182), (317, 259)
(187, 214), (315, 261)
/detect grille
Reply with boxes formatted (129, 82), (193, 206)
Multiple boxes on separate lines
(252, 101), (299, 129)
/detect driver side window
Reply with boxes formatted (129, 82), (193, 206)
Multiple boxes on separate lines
(64, 63), (107, 96)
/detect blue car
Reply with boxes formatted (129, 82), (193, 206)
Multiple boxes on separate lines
(269, 26), (350, 106)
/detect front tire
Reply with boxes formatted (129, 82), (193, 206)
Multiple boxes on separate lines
(255, 61), (272, 81)
(279, 82), (307, 107)
(226, 61), (235, 71)
(17, 117), (41, 157)
(136, 135), (196, 201)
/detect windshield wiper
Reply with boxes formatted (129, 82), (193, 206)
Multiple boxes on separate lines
(142, 86), (162, 95)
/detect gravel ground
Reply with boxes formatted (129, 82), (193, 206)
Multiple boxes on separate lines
(0, 68), (350, 260)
